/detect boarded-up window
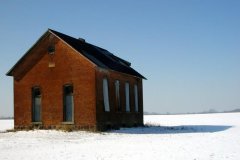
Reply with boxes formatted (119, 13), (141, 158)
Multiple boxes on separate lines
(63, 85), (74, 122)
(125, 82), (130, 112)
(103, 78), (110, 112)
(134, 84), (139, 112)
(115, 80), (121, 111)
(32, 87), (41, 122)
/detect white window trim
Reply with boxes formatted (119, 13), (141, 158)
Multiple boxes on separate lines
(103, 78), (110, 112)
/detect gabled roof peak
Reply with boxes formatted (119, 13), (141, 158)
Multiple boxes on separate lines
(7, 29), (146, 79)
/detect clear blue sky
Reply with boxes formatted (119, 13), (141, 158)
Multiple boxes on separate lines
(1, 0), (240, 117)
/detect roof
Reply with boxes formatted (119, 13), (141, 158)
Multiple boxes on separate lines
(7, 29), (146, 79)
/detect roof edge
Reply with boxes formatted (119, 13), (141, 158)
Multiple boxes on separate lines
(6, 28), (146, 80)
(6, 29), (51, 76)
(48, 29), (97, 67)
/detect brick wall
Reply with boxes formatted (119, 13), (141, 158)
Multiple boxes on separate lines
(95, 68), (144, 130)
(12, 32), (144, 131)
(14, 34), (97, 129)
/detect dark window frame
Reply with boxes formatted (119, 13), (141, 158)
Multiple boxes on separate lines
(134, 84), (139, 112)
(115, 80), (121, 112)
(102, 77), (110, 112)
(125, 82), (130, 112)
(63, 84), (74, 122)
(32, 86), (42, 122)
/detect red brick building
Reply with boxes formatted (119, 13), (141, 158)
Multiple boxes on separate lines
(6, 29), (146, 131)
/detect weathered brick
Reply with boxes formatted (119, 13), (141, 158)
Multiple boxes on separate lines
(12, 32), (144, 131)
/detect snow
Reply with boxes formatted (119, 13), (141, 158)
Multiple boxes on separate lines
(0, 113), (240, 160)
(0, 120), (13, 132)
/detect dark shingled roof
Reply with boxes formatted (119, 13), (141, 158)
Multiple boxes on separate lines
(49, 29), (145, 79)
(6, 29), (146, 79)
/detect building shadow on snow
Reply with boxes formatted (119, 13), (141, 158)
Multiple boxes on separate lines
(111, 125), (232, 134)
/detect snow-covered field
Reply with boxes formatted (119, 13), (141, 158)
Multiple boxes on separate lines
(0, 113), (239, 160)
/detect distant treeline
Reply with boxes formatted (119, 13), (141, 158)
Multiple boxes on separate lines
(0, 117), (13, 120)
(144, 108), (240, 115)
(223, 108), (240, 113)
